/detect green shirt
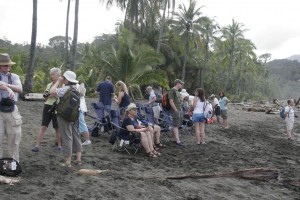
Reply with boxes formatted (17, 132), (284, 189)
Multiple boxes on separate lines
(168, 87), (181, 109)
(45, 82), (57, 105)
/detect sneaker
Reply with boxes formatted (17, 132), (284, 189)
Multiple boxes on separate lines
(82, 140), (91, 146)
(176, 142), (184, 147)
(201, 142), (206, 145)
(32, 146), (39, 152)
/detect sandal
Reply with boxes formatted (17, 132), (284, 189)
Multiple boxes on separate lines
(152, 150), (161, 156)
(60, 162), (72, 168)
(155, 143), (166, 148)
(147, 151), (158, 158)
(73, 160), (83, 165)
(153, 145), (160, 151)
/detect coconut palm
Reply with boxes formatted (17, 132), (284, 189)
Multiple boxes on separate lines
(221, 19), (247, 92)
(23, 0), (38, 94)
(70, 0), (79, 70)
(168, 0), (208, 83)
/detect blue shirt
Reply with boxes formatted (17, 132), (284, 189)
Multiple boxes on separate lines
(219, 97), (228, 110)
(96, 81), (115, 106)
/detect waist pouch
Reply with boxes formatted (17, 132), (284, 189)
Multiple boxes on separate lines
(0, 98), (15, 113)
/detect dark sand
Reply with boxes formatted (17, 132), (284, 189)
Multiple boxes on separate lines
(1, 98), (300, 200)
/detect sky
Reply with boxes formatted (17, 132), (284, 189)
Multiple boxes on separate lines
(0, 0), (299, 60)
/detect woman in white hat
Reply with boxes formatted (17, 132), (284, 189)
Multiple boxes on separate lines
(50, 70), (82, 167)
(119, 103), (160, 158)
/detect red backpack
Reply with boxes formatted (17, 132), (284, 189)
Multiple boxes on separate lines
(161, 92), (171, 110)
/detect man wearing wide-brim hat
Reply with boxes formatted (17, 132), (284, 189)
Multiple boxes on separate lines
(0, 53), (23, 162)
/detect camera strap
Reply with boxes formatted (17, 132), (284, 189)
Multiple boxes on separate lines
(0, 73), (13, 84)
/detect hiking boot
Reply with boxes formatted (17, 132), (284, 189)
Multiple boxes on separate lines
(32, 146), (39, 152)
(82, 140), (91, 146)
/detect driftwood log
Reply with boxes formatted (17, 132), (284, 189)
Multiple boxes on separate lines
(0, 175), (20, 185)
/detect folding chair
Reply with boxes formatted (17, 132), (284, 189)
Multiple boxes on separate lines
(85, 102), (110, 137)
(109, 109), (140, 154)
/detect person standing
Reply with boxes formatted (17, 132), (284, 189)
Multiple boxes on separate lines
(32, 67), (62, 152)
(169, 79), (184, 146)
(96, 76), (115, 111)
(210, 94), (221, 124)
(77, 83), (91, 146)
(145, 86), (161, 121)
(191, 88), (207, 144)
(114, 81), (130, 119)
(284, 99), (295, 140)
(219, 91), (230, 129)
(0, 53), (23, 162)
(50, 71), (82, 167)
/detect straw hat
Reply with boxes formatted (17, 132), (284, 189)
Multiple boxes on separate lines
(63, 71), (78, 83)
(125, 103), (138, 112)
(0, 53), (16, 65)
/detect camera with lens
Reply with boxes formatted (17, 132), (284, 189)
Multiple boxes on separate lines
(43, 92), (50, 98)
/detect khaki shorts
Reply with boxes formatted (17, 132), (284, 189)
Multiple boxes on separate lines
(171, 110), (182, 128)
(285, 119), (294, 131)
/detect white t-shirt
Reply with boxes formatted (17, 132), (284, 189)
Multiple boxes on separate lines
(285, 105), (294, 123)
(211, 97), (219, 108)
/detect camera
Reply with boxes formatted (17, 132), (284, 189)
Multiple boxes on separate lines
(43, 92), (50, 98)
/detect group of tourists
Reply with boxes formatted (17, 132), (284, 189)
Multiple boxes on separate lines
(0, 52), (297, 167)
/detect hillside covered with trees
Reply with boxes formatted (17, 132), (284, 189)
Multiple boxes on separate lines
(1, 0), (295, 101)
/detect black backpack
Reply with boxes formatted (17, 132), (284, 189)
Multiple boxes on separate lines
(56, 87), (80, 122)
(0, 158), (22, 177)
(155, 92), (162, 103)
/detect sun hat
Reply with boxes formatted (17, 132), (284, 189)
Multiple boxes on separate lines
(180, 89), (189, 101)
(0, 53), (16, 66)
(209, 94), (215, 98)
(63, 71), (78, 83)
(125, 103), (138, 112)
(174, 79), (184, 85)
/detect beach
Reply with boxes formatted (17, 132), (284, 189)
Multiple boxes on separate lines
(1, 98), (300, 200)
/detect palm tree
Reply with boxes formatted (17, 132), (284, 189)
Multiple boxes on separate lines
(97, 29), (168, 98)
(70, 0), (79, 70)
(64, 0), (71, 68)
(221, 19), (247, 92)
(23, 0), (38, 94)
(169, 0), (208, 83)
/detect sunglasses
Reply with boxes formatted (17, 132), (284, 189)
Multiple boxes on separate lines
(0, 65), (10, 67)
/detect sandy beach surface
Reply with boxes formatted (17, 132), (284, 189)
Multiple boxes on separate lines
(1, 98), (300, 200)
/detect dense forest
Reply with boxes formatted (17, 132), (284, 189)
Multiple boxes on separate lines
(1, 0), (298, 101)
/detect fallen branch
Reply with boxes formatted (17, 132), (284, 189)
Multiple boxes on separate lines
(166, 168), (279, 181)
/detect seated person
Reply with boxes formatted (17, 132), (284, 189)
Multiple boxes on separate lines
(135, 112), (166, 149)
(119, 103), (160, 158)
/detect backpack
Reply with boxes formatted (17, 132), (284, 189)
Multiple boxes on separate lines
(155, 92), (162, 103)
(56, 87), (80, 122)
(203, 101), (213, 123)
(280, 107), (290, 119)
(162, 92), (171, 110)
(0, 158), (22, 177)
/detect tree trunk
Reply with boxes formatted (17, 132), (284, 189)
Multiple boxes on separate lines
(71, 0), (79, 70)
(64, 0), (71, 68)
(156, 0), (167, 53)
(23, 0), (37, 94)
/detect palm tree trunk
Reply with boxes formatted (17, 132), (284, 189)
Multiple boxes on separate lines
(71, 0), (79, 70)
(64, 0), (71, 68)
(156, 0), (167, 53)
(23, 0), (37, 94)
